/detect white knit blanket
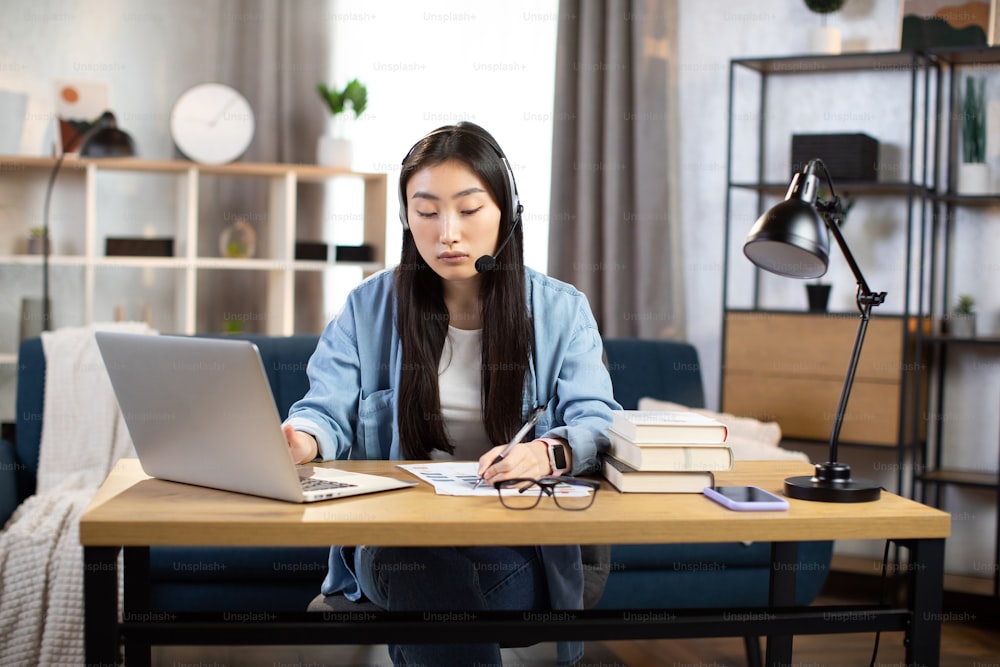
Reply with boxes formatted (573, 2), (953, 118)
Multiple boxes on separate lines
(0, 322), (154, 666)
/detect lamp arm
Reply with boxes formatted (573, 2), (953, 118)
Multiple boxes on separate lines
(826, 298), (874, 463)
(817, 203), (882, 304)
(808, 158), (886, 307)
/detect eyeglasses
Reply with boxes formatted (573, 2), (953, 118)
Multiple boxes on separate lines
(494, 476), (599, 511)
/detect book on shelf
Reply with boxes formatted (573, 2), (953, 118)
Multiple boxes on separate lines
(600, 454), (714, 493)
(610, 410), (729, 444)
(607, 430), (734, 472)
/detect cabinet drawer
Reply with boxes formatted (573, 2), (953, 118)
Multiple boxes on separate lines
(724, 312), (904, 382)
(722, 311), (918, 447)
(723, 372), (901, 445)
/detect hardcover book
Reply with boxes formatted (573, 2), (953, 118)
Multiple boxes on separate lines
(607, 431), (734, 472)
(600, 454), (714, 493)
(610, 410), (729, 444)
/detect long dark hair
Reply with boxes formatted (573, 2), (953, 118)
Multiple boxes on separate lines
(394, 122), (532, 459)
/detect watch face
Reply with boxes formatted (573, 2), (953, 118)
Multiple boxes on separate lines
(170, 83), (255, 165)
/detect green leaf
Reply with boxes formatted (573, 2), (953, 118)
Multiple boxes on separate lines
(316, 79), (367, 118)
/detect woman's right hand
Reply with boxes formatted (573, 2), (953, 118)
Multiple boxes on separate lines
(283, 424), (318, 464)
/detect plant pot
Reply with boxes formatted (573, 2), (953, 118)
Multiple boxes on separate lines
(957, 162), (991, 195)
(809, 27), (842, 55)
(317, 135), (352, 169)
(806, 283), (832, 313)
(26, 236), (49, 255)
(949, 313), (976, 338)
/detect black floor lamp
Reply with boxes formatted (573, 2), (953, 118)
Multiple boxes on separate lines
(40, 111), (135, 331)
(742, 158), (884, 502)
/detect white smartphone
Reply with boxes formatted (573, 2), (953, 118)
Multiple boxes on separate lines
(703, 485), (790, 511)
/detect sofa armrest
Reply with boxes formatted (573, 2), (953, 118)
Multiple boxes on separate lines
(0, 438), (19, 528)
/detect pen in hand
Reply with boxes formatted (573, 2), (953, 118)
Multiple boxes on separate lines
(474, 406), (545, 490)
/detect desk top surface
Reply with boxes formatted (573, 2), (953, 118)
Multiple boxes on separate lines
(79, 459), (950, 547)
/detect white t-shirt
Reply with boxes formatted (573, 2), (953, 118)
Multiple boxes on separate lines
(432, 326), (491, 461)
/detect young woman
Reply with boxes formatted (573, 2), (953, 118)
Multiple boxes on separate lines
(283, 122), (619, 666)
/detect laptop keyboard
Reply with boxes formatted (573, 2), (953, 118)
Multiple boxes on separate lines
(301, 478), (357, 492)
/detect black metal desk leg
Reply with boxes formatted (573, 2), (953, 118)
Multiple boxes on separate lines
(84, 546), (121, 667)
(765, 541), (797, 667)
(905, 537), (945, 667)
(123, 547), (151, 667)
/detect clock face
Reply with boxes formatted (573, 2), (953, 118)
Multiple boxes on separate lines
(170, 83), (255, 165)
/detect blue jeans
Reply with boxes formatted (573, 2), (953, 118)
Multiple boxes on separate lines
(354, 545), (548, 667)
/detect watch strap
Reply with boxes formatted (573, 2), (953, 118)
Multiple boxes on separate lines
(541, 438), (569, 476)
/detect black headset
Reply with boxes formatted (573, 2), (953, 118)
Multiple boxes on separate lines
(397, 124), (523, 233)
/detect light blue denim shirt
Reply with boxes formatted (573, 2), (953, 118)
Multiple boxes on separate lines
(285, 266), (619, 667)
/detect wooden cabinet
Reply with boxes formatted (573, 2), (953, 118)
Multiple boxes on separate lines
(722, 311), (923, 447)
(0, 156), (387, 362)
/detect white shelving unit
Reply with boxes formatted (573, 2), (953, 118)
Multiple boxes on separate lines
(0, 156), (387, 344)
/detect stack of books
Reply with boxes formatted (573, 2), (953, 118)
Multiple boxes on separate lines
(601, 410), (732, 493)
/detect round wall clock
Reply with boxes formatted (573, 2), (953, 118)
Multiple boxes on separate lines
(169, 83), (255, 165)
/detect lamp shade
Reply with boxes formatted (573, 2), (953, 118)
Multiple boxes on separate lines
(743, 198), (829, 279)
(80, 111), (136, 158)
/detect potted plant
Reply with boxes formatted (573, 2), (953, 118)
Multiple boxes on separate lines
(315, 78), (368, 169)
(26, 226), (48, 255)
(949, 294), (976, 338)
(804, 0), (846, 54)
(958, 75), (990, 195)
(806, 192), (854, 312)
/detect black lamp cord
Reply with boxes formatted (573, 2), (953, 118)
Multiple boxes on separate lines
(40, 151), (67, 332)
(40, 126), (87, 332)
(869, 539), (892, 667)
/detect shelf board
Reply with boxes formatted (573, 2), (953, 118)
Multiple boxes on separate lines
(0, 352), (18, 366)
(928, 44), (1000, 66)
(918, 469), (999, 489)
(729, 180), (927, 196)
(0, 255), (387, 272)
(0, 254), (88, 266)
(934, 192), (1000, 206)
(733, 50), (926, 74)
(923, 334), (1000, 346)
(0, 155), (387, 182)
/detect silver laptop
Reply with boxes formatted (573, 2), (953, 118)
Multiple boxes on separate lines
(95, 331), (417, 503)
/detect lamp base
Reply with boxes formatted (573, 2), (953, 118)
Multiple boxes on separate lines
(784, 462), (881, 503)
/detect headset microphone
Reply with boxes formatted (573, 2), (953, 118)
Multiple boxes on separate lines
(475, 206), (522, 272)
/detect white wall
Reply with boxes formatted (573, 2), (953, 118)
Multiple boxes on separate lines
(326, 0), (558, 278)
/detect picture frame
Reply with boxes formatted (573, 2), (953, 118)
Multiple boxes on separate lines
(51, 78), (109, 154)
(899, 0), (996, 49)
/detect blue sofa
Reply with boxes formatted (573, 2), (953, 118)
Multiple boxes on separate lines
(1, 334), (832, 616)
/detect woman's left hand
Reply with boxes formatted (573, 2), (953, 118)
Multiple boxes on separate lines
(477, 439), (551, 485)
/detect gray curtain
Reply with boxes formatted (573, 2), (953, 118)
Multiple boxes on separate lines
(199, 0), (331, 334)
(549, 0), (684, 339)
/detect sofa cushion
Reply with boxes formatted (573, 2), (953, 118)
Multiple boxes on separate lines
(603, 339), (706, 410)
(150, 546), (329, 582)
(599, 540), (833, 609)
(610, 542), (771, 569)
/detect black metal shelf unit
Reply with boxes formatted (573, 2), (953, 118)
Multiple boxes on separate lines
(721, 49), (935, 499)
(916, 45), (1000, 599)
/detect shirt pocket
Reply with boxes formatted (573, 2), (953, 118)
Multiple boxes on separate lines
(356, 387), (395, 459)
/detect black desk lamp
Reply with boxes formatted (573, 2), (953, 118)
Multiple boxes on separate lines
(41, 111), (135, 331)
(743, 158), (884, 502)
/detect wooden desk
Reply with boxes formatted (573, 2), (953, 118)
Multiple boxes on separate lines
(80, 459), (951, 666)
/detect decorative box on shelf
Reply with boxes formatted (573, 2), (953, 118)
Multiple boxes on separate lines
(294, 241), (328, 261)
(791, 133), (879, 181)
(105, 237), (174, 257)
(335, 244), (375, 262)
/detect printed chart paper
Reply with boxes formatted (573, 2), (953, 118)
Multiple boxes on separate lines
(398, 461), (592, 498)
